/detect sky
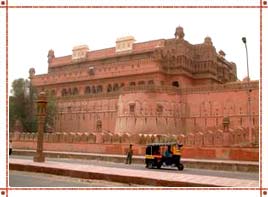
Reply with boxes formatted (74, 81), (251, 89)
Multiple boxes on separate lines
(8, 8), (260, 92)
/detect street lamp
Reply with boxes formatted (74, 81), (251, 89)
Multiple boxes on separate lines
(242, 37), (253, 145)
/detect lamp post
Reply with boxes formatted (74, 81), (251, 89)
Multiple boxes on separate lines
(242, 37), (253, 144)
(33, 91), (47, 162)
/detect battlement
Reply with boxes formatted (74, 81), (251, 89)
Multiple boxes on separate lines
(10, 126), (259, 149)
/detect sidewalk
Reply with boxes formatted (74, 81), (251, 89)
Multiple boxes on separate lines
(9, 158), (259, 187)
(13, 149), (259, 172)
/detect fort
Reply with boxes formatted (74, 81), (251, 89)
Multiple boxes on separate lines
(11, 26), (259, 160)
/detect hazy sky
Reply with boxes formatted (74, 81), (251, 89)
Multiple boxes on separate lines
(8, 8), (260, 91)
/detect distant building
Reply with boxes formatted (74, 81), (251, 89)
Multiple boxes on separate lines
(30, 26), (259, 135)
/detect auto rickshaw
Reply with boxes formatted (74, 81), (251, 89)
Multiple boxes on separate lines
(145, 142), (184, 170)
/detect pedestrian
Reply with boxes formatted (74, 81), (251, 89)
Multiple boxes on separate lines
(125, 144), (133, 164)
(9, 140), (13, 156)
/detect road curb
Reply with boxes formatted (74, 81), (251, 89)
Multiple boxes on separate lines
(13, 149), (259, 172)
(9, 162), (216, 187)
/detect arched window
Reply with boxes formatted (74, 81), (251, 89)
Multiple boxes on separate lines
(97, 85), (103, 93)
(148, 80), (154, 85)
(113, 83), (119, 91)
(107, 84), (112, 92)
(68, 88), (72, 95)
(61, 88), (67, 97)
(73, 87), (78, 95)
(129, 82), (136, 86)
(172, 81), (179, 87)
(84, 86), (91, 94)
(138, 81), (145, 85)
(129, 103), (135, 113)
(156, 104), (163, 113)
(92, 86), (96, 94)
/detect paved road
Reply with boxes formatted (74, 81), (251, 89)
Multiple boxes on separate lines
(10, 155), (259, 181)
(9, 170), (145, 187)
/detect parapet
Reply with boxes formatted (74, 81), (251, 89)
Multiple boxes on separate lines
(72, 45), (89, 61)
(115, 36), (135, 53)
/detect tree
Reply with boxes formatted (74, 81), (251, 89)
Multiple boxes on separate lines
(9, 78), (37, 132)
(10, 78), (57, 133)
(45, 94), (57, 132)
(9, 96), (17, 131)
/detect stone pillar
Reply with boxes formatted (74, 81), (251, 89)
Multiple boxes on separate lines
(33, 92), (47, 162)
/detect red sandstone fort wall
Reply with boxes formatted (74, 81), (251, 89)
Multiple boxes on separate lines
(55, 98), (118, 133)
(10, 130), (259, 161)
(115, 82), (259, 134)
(182, 86), (259, 132)
(29, 81), (259, 135)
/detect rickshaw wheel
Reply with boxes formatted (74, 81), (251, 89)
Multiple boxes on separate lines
(148, 161), (154, 169)
(177, 163), (184, 171)
(157, 163), (162, 169)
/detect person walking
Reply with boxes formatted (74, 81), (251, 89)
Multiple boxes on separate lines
(125, 144), (133, 164)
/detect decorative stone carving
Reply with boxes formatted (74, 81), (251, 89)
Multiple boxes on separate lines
(88, 133), (97, 143)
(219, 50), (226, 57)
(121, 133), (130, 143)
(186, 133), (194, 146)
(72, 45), (89, 61)
(214, 129), (224, 146)
(80, 133), (89, 143)
(204, 37), (213, 45)
(139, 134), (147, 144)
(204, 131), (214, 146)
(177, 134), (186, 145)
(47, 49), (55, 63)
(129, 133), (140, 144)
(29, 68), (36, 79)
(175, 26), (184, 40)
(112, 133), (121, 144)
(223, 116), (230, 132)
(103, 132), (112, 144)
(116, 36), (135, 53)
(194, 132), (204, 146)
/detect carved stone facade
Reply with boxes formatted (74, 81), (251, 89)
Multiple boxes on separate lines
(30, 26), (259, 136)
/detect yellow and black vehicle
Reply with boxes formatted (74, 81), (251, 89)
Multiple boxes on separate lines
(145, 142), (184, 170)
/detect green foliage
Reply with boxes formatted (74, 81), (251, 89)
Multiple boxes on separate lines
(9, 78), (57, 133)
(9, 78), (32, 132)
(9, 96), (16, 131)
(9, 78), (37, 132)
(45, 95), (57, 132)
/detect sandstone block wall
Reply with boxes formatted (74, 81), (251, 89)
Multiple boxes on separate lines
(10, 126), (258, 148)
